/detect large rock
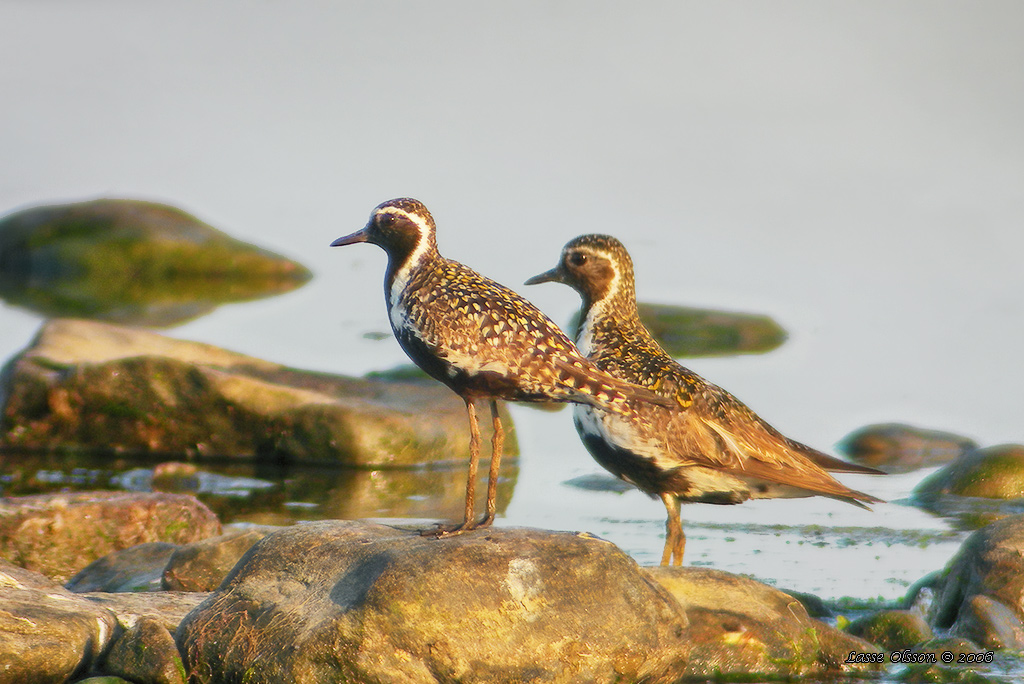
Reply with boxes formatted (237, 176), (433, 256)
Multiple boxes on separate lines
(0, 318), (517, 467)
(838, 423), (976, 471)
(928, 514), (1024, 641)
(0, 559), (118, 684)
(645, 567), (880, 679)
(0, 197), (311, 327)
(177, 521), (690, 684)
(0, 491), (221, 583)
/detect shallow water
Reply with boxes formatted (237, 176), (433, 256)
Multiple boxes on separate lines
(2, 2), (1023, 619)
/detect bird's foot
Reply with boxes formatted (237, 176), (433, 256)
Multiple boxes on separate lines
(419, 514), (494, 538)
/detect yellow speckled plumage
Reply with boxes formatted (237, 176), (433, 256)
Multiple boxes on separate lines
(332, 201), (672, 535)
(527, 233), (883, 565)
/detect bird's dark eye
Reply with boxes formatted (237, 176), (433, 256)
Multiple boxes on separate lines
(568, 252), (588, 267)
(377, 213), (396, 228)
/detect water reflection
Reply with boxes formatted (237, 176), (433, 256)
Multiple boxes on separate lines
(0, 450), (517, 527)
(0, 198), (311, 327)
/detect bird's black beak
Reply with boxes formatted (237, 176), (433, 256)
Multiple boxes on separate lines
(524, 265), (566, 286)
(330, 224), (371, 247)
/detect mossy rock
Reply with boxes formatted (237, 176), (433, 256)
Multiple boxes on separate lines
(846, 609), (933, 652)
(0, 198), (311, 327)
(567, 302), (787, 358)
(0, 319), (518, 469)
(914, 447), (1024, 525)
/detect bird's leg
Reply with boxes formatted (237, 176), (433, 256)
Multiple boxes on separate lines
(660, 493), (685, 566)
(477, 400), (504, 528)
(425, 396), (481, 537)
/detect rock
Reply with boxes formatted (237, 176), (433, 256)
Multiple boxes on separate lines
(916, 445), (1024, 500)
(838, 423), (976, 471)
(0, 197), (311, 328)
(0, 318), (518, 468)
(645, 567), (881, 679)
(846, 609), (933, 652)
(0, 491), (220, 583)
(66, 542), (180, 593)
(895, 637), (988, 683)
(162, 526), (278, 591)
(177, 521), (689, 684)
(82, 591), (210, 634)
(0, 559), (118, 684)
(929, 514), (1024, 630)
(913, 446), (1024, 527)
(568, 302), (787, 358)
(103, 615), (186, 684)
(952, 594), (1024, 651)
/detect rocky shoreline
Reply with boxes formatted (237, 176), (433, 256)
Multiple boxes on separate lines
(5, 502), (1024, 682)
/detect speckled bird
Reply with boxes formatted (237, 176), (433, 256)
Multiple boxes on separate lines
(526, 234), (883, 564)
(331, 200), (673, 534)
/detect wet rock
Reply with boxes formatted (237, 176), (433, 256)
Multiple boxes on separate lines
(177, 520), (689, 684)
(930, 514), (1024, 630)
(66, 542), (180, 593)
(0, 197), (311, 327)
(839, 423), (976, 471)
(952, 594), (1024, 651)
(913, 446), (1024, 527)
(0, 559), (118, 684)
(162, 526), (278, 591)
(0, 318), (517, 467)
(916, 445), (1024, 501)
(103, 615), (186, 684)
(895, 637), (988, 683)
(0, 491), (220, 583)
(846, 609), (933, 652)
(645, 567), (881, 679)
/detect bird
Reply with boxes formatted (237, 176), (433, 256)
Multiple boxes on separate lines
(331, 200), (674, 535)
(525, 233), (883, 564)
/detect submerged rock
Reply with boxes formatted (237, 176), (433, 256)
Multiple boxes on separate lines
(0, 318), (517, 467)
(0, 491), (220, 583)
(0, 198), (311, 327)
(177, 521), (690, 684)
(839, 423), (976, 471)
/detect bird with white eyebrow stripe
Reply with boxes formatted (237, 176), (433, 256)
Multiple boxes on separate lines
(526, 233), (884, 564)
(331, 199), (674, 535)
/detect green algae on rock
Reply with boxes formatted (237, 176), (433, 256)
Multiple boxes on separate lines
(0, 198), (311, 327)
(0, 319), (518, 469)
(566, 302), (787, 358)
(913, 446), (1024, 527)
(636, 302), (787, 357)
